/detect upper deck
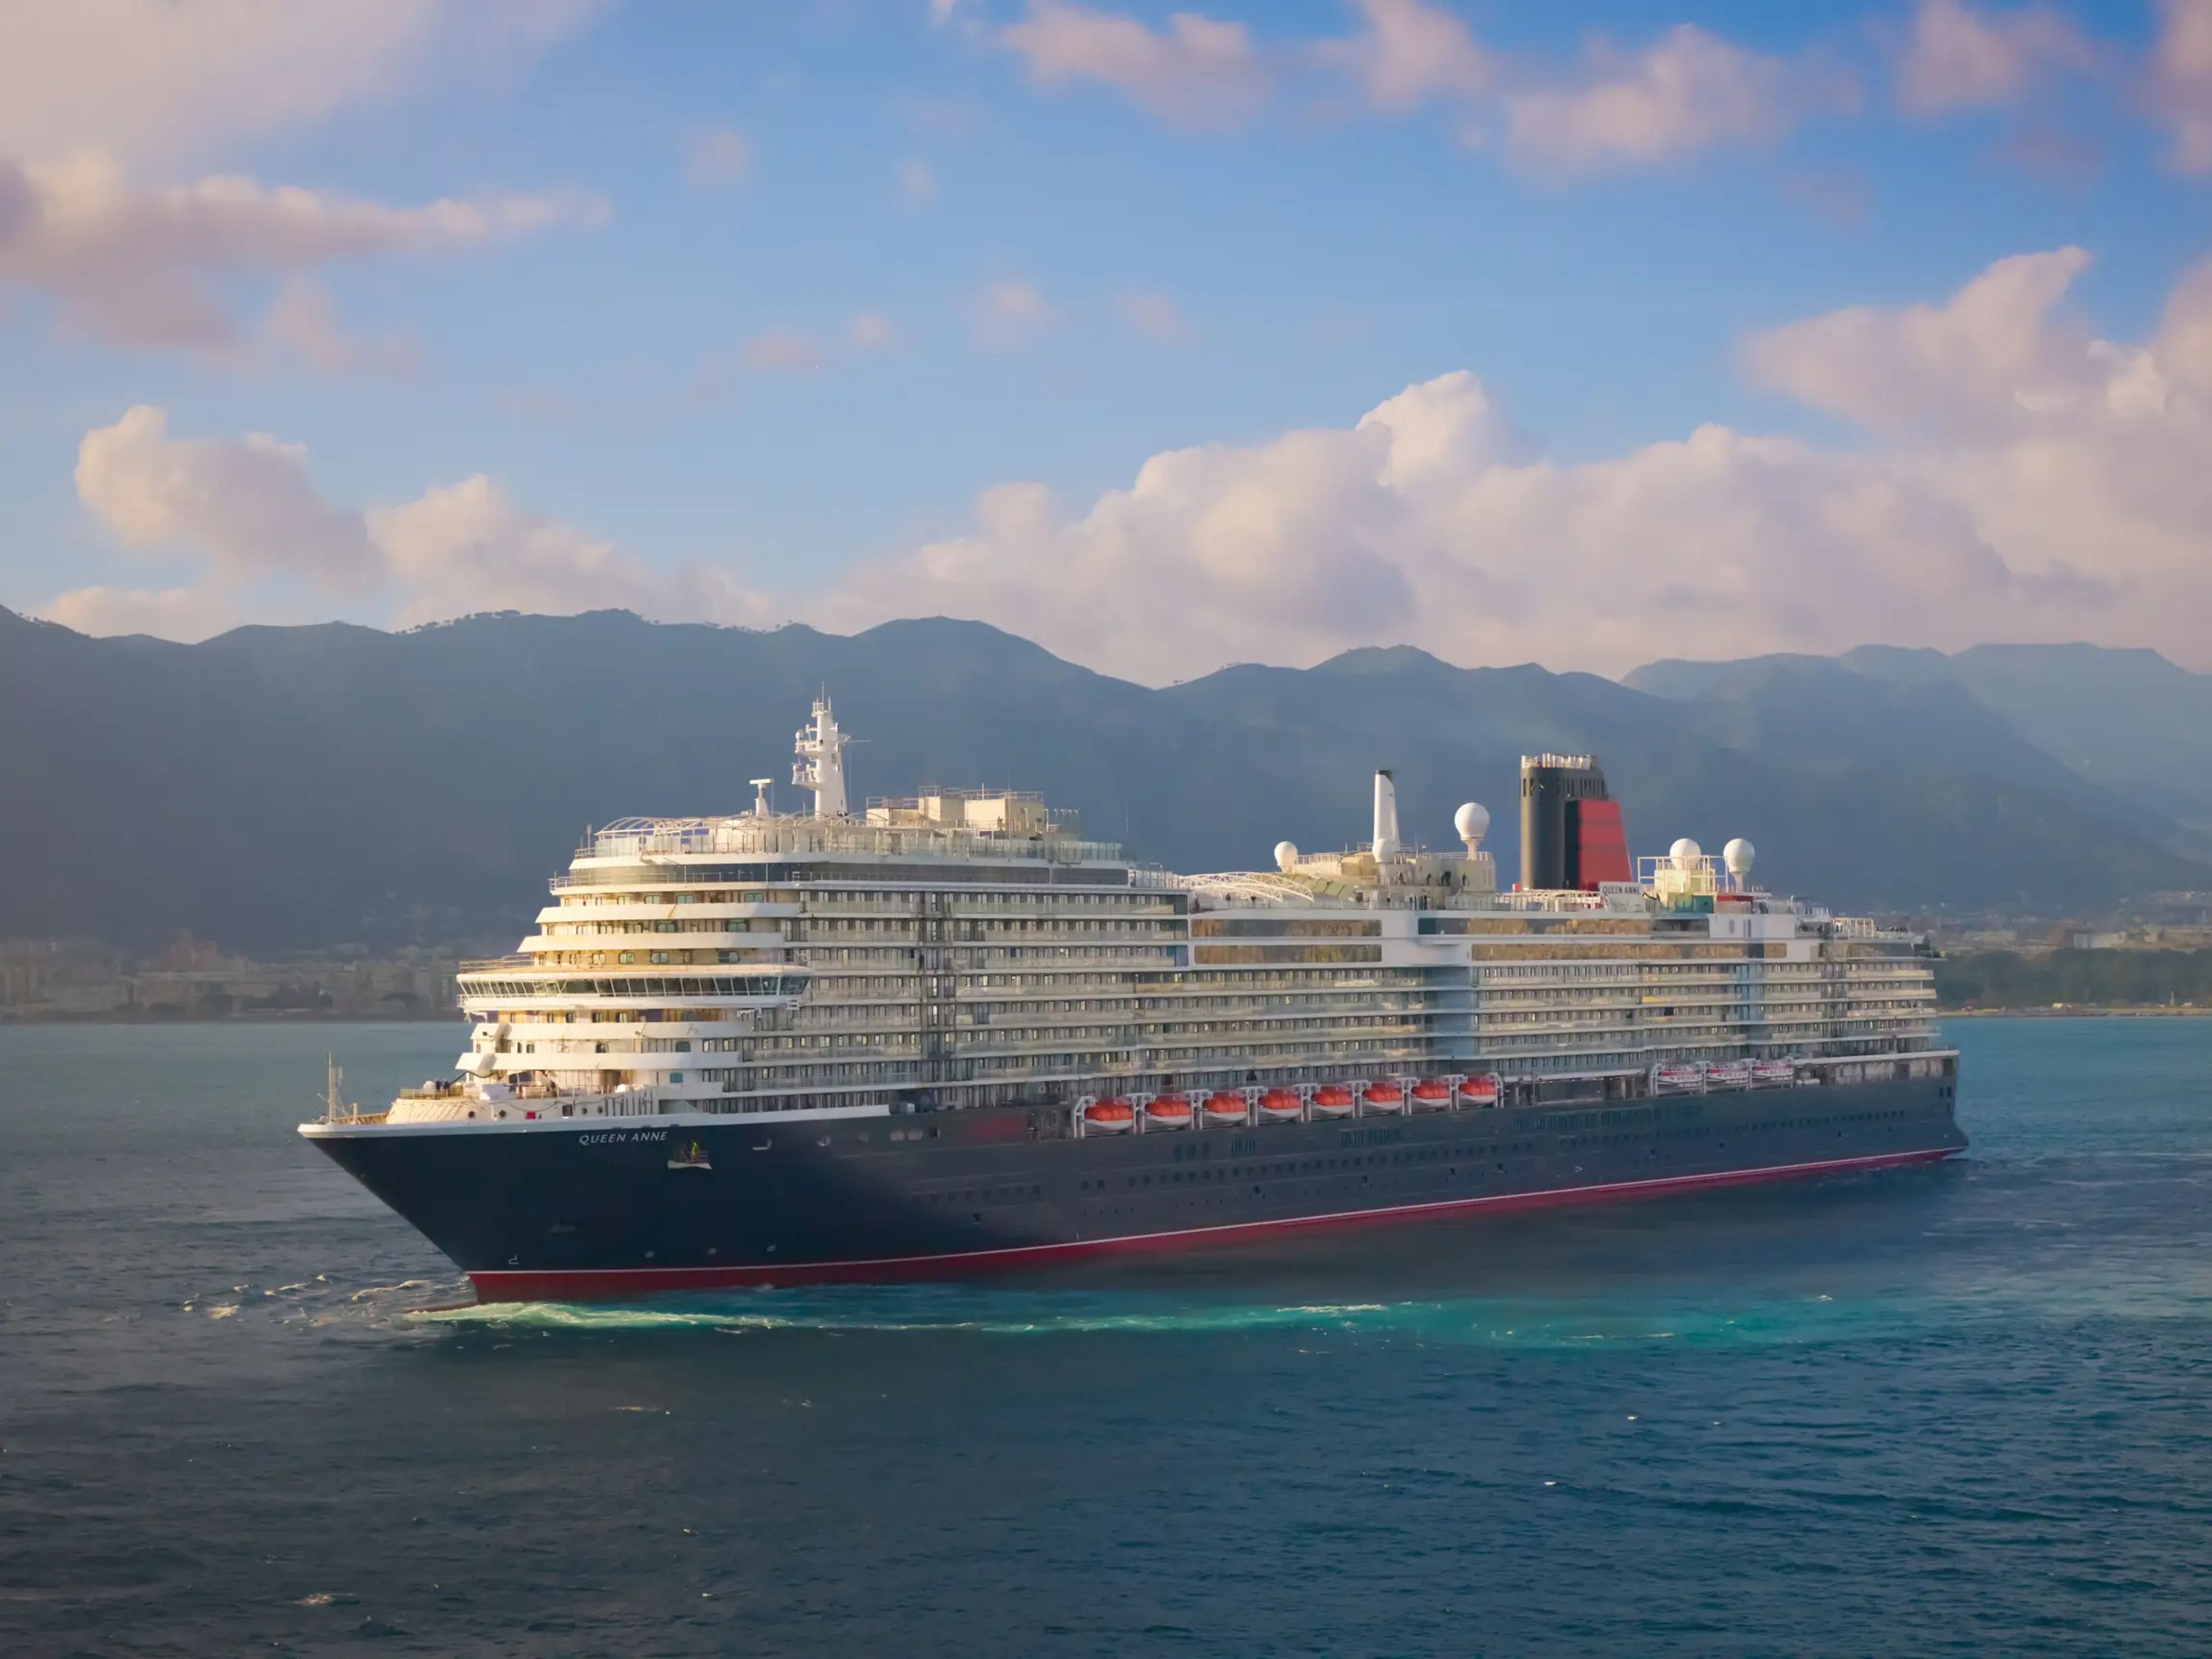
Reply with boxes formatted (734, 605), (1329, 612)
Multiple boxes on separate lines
(563, 810), (1132, 883)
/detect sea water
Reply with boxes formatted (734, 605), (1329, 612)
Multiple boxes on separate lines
(1, 1018), (2207, 1655)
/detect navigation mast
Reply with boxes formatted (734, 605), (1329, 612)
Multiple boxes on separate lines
(792, 695), (850, 817)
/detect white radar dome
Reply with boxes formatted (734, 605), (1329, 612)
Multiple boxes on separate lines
(1453, 802), (1490, 848)
(1274, 840), (1300, 873)
(1723, 838), (1756, 879)
(1669, 836), (1703, 873)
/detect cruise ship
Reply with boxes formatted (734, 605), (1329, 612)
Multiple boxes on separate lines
(304, 698), (1963, 1301)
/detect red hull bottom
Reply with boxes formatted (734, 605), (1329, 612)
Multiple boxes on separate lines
(467, 1145), (1961, 1304)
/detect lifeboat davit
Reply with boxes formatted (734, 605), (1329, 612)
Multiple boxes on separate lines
(1311, 1085), (1356, 1119)
(1144, 1093), (1192, 1130)
(1083, 1097), (1135, 1134)
(1257, 1088), (1302, 1122)
(1202, 1092), (1249, 1126)
(1458, 1074), (1499, 1107)
(1363, 1081), (1407, 1113)
(1410, 1078), (1452, 1111)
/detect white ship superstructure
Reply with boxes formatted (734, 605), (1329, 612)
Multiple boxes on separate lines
(396, 699), (1943, 1127)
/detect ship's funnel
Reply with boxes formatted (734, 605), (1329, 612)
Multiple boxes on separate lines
(1372, 769), (1401, 861)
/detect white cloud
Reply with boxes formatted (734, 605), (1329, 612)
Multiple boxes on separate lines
(969, 276), (1058, 349)
(54, 251), (2212, 683)
(744, 329), (824, 374)
(2152, 0), (2212, 173)
(368, 476), (765, 628)
(824, 248), (2212, 681)
(262, 278), (421, 377)
(685, 124), (753, 188)
(896, 157), (940, 206)
(1742, 247), (2096, 433)
(0, 0), (600, 167)
(1312, 0), (1494, 112)
(993, 5), (1846, 176)
(40, 583), (238, 642)
(1501, 25), (1825, 177)
(998, 0), (1269, 130)
(75, 404), (382, 587)
(1893, 0), (2099, 117)
(848, 310), (900, 352)
(1113, 288), (1190, 344)
(1779, 169), (1873, 226)
(0, 152), (606, 352)
(57, 404), (776, 638)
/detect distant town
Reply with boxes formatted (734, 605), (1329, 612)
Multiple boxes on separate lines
(0, 936), (464, 1022)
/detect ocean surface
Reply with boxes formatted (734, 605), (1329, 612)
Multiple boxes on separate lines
(2, 1018), (2207, 1657)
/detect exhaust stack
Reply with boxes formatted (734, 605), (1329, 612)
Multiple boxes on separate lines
(1372, 769), (1401, 862)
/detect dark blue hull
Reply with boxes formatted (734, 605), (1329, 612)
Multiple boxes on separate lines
(308, 1074), (1965, 1300)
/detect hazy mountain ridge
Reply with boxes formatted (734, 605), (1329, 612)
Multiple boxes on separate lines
(1, 607), (2202, 950)
(1628, 643), (2212, 848)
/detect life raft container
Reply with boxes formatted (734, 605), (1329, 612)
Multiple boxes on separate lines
(1143, 1094), (1192, 1130)
(1362, 1081), (1407, 1114)
(1201, 1092), (1249, 1126)
(1082, 1097), (1135, 1133)
(1311, 1085), (1357, 1118)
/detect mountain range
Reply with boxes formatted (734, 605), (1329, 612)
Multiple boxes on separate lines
(2, 605), (2205, 951)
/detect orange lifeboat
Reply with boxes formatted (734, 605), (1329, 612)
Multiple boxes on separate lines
(1144, 1093), (1192, 1131)
(1410, 1078), (1452, 1111)
(1458, 1074), (1500, 1107)
(1363, 1080), (1407, 1113)
(1082, 1097), (1135, 1134)
(1202, 1091), (1249, 1126)
(1257, 1088), (1302, 1123)
(1311, 1085), (1356, 1119)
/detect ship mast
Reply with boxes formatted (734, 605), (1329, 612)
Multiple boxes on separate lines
(792, 695), (850, 817)
(324, 1055), (354, 1123)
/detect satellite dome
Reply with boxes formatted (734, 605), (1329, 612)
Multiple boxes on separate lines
(1669, 836), (1703, 873)
(1453, 802), (1489, 847)
(1723, 838), (1756, 878)
(1274, 840), (1300, 873)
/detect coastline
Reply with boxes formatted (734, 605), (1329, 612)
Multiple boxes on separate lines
(0, 1010), (454, 1026)
(1940, 1006), (2212, 1018)
(14, 1007), (2211, 1025)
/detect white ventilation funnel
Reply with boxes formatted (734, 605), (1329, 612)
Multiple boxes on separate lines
(1373, 770), (1401, 861)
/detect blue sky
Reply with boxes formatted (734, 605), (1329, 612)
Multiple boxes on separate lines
(2, 1), (2208, 679)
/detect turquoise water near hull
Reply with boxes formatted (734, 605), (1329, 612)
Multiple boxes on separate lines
(2, 1018), (2207, 1654)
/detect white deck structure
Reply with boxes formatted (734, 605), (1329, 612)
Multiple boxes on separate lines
(384, 703), (1941, 1124)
